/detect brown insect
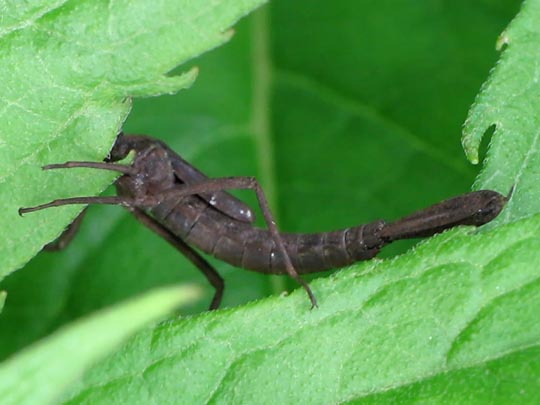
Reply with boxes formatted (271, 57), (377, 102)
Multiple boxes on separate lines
(20, 133), (509, 309)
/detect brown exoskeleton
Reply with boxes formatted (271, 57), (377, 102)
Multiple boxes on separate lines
(20, 133), (509, 309)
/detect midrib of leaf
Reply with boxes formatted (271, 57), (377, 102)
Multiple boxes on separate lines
(250, 6), (285, 294)
(275, 69), (474, 176)
(250, 7), (275, 207)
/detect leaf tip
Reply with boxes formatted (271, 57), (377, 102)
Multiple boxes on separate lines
(496, 31), (511, 51)
(123, 67), (200, 97)
(466, 150), (479, 165)
(222, 28), (235, 42)
(184, 66), (199, 85)
(461, 127), (480, 165)
(0, 291), (6, 312)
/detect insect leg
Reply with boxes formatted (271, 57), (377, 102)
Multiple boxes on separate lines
(19, 196), (132, 215)
(157, 177), (318, 308)
(170, 157), (255, 223)
(129, 208), (224, 310)
(44, 208), (88, 251)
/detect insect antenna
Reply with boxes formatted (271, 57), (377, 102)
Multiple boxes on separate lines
(19, 160), (137, 215)
(18, 196), (131, 215)
(43, 161), (136, 175)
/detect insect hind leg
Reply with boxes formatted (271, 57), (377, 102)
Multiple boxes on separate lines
(154, 176), (319, 309)
(129, 208), (224, 310)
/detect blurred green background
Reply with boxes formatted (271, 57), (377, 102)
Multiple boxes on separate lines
(0, 0), (521, 359)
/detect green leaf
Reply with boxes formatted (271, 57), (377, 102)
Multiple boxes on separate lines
(61, 216), (540, 403)
(0, 1), (70, 36)
(0, 0), (266, 281)
(0, 285), (200, 405)
(463, 0), (540, 226)
(2, 0), (537, 402)
(0, 0), (522, 356)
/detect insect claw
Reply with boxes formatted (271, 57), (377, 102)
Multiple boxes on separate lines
(18, 205), (43, 215)
(506, 184), (515, 200)
(42, 163), (67, 170)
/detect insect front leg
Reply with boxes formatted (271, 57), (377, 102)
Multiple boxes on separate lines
(157, 176), (318, 308)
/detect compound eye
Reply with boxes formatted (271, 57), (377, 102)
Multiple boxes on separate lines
(473, 209), (486, 223)
(473, 202), (498, 225)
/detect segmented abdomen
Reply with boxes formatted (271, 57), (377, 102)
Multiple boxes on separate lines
(151, 196), (386, 274)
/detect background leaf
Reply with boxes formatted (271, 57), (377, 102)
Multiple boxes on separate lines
(0, 285), (199, 405)
(463, 0), (540, 226)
